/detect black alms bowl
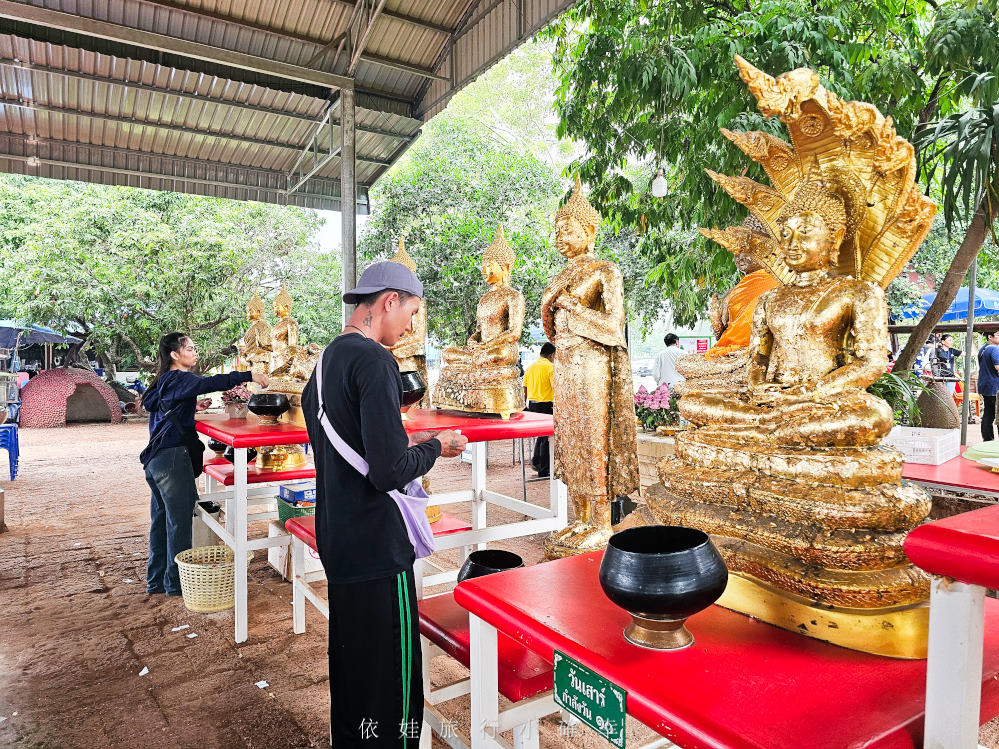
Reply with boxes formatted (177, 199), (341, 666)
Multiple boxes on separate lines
(223, 446), (258, 464)
(207, 437), (227, 455)
(399, 370), (427, 407)
(247, 392), (290, 419)
(456, 549), (524, 583)
(599, 526), (727, 650)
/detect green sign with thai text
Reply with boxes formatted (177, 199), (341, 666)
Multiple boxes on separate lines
(553, 650), (627, 747)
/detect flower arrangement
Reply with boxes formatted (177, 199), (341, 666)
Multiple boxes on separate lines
(221, 383), (252, 405)
(634, 383), (682, 431)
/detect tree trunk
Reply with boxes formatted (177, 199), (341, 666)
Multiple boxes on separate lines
(894, 196), (992, 372)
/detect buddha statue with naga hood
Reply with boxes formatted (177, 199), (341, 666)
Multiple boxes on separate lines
(646, 57), (938, 657)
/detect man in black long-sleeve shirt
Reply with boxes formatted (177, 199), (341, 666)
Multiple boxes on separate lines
(303, 261), (466, 748)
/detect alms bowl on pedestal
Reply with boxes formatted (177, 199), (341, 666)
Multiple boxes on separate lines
(598, 525), (728, 650)
(247, 392), (290, 424)
(399, 371), (427, 407)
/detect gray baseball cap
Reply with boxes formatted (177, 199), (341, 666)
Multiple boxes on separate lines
(342, 260), (424, 304)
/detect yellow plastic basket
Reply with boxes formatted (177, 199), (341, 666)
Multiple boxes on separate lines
(174, 545), (251, 613)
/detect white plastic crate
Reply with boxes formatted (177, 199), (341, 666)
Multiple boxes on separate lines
(883, 426), (960, 465)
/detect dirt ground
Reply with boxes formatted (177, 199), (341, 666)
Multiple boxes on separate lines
(1, 421), (998, 748)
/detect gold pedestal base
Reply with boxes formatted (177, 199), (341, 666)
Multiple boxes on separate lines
(719, 573), (928, 658)
(624, 616), (694, 651)
(426, 504), (442, 524)
(258, 445), (308, 471)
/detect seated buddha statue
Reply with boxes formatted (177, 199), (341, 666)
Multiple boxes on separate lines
(238, 290), (272, 378)
(260, 284), (317, 465)
(386, 238), (430, 410)
(645, 57), (938, 657)
(432, 226), (526, 418)
(673, 242), (778, 394)
(541, 177), (639, 559)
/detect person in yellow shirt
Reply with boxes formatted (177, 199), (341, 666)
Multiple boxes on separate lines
(523, 342), (555, 477)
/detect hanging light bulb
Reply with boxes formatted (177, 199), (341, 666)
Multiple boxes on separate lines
(651, 167), (668, 198)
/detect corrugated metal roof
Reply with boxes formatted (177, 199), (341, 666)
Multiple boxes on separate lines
(0, 0), (576, 210)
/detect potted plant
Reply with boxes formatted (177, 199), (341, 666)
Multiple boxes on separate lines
(634, 383), (682, 434)
(222, 383), (252, 419)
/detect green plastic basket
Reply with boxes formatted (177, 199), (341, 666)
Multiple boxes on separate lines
(278, 496), (316, 527)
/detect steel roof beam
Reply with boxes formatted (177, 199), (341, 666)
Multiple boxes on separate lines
(0, 132), (357, 192)
(0, 59), (417, 138)
(0, 0), (354, 91)
(0, 99), (393, 166)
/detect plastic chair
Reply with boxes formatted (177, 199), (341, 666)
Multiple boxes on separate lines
(0, 423), (19, 480)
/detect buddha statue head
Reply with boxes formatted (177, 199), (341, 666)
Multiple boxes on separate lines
(274, 284), (293, 319)
(482, 225), (515, 285)
(246, 290), (265, 322)
(391, 237), (418, 272)
(555, 175), (600, 259)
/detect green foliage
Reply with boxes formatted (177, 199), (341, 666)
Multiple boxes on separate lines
(541, 0), (999, 323)
(0, 176), (325, 373)
(867, 370), (932, 425)
(359, 120), (562, 346)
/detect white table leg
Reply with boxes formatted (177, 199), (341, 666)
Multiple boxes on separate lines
(469, 613), (501, 749)
(924, 576), (986, 749)
(292, 537), (306, 635)
(471, 442), (487, 551)
(234, 446), (249, 643)
(414, 558), (424, 600)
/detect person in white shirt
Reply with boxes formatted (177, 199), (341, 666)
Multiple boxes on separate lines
(653, 333), (686, 388)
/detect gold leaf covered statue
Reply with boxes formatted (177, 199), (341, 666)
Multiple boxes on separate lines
(259, 284), (318, 467)
(542, 177), (639, 559)
(432, 226), (526, 419)
(386, 238), (430, 410)
(646, 57), (937, 657)
(238, 290), (272, 378)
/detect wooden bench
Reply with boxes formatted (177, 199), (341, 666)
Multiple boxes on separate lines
(284, 516), (560, 748)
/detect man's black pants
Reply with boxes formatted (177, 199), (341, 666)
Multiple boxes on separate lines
(983, 394), (998, 442)
(527, 401), (553, 477)
(328, 568), (423, 747)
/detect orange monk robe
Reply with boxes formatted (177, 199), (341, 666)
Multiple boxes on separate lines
(705, 269), (779, 360)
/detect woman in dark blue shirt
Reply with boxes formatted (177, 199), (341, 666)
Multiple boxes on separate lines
(140, 332), (267, 595)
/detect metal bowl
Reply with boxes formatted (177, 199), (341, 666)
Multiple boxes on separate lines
(456, 549), (524, 583)
(598, 526), (727, 650)
(399, 370), (427, 407)
(223, 446), (258, 464)
(207, 437), (227, 456)
(247, 392), (290, 423)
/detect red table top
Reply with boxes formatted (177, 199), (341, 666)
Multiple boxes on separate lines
(196, 413), (309, 448)
(901, 448), (999, 494)
(906, 503), (999, 589)
(203, 460), (316, 487)
(454, 551), (999, 749)
(403, 409), (553, 441)
(197, 409), (552, 448)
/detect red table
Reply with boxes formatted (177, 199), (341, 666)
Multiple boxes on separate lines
(901, 448), (999, 499)
(454, 552), (999, 749)
(195, 414), (314, 642)
(905, 504), (999, 746)
(195, 409), (564, 639)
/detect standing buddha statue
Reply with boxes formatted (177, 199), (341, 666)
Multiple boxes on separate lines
(238, 290), (272, 378)
(542, 177), (639, 559)
(645, 57), (938, 657)
(432, 226), (526, 419)
(386, 238), (430, 410)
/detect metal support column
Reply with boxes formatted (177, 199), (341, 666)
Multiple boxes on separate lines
(341, 86), (357, 324)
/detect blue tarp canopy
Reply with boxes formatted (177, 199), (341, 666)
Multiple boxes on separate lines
(0, 321), (83, 349)
(897, 287), (999, 322)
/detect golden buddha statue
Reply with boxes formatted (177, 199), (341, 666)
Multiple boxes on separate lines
(386, 238), (430, 410)
(542, 177), (639, 559)
(238, 290), (272, 378)
(260, 284), (318, 467)
(674, 240), (779, 394)
(645, 57), (938, 657)
(432, 226), (526, 419)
